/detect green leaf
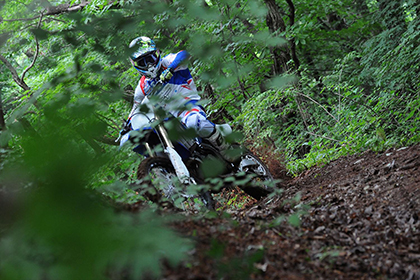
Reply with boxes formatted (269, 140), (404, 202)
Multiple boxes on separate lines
(288, 213), (301, 227)
(267, 75), (297, 89)
(30, 28), (49, 40)
(201, 157), (225, 178)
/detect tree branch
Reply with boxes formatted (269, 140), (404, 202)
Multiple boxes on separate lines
(95, 136), (120, 146)
(21, 14), (43, 82)
(305, 131), (339, 142)
(0, 15), (43, 92)
(298, 92), (339, 123)
(95, 112), (121, 131)
(1, 2), (89, 22)
(0, 54), (30, 91)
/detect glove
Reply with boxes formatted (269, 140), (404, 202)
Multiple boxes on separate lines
(120, 119), (132, 135)
(115, 119), (131, 142)
(160, 68), (173, 82)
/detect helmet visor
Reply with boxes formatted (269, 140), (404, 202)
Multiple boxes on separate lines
(132, 51), (159, 70)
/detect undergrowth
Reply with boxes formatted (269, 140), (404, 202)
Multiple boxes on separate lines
(238, 83), (420, 176)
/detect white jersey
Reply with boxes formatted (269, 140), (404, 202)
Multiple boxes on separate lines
(129, 52), (200, 118)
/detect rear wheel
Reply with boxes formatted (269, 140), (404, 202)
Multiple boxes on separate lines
(237, 151), (274, 200)
(193, 143), (274, 201)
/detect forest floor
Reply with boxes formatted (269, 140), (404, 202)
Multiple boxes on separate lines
(129, 144), (420, 280)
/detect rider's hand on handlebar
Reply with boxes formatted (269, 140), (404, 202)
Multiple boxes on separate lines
(120, 119), (131, 136)
(160, 68), (173, 82)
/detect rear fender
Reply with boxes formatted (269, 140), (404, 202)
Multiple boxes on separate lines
(239, 158), (258, 171)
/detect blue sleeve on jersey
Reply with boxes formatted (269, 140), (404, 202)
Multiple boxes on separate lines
(169, 50), (190, 70)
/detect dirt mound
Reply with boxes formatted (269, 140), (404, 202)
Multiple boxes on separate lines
(162, 145), (420, 279)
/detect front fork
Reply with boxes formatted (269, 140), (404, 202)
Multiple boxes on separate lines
(156, 122), (195, 185)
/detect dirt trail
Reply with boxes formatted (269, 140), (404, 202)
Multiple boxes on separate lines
(138, 145), (420, 279)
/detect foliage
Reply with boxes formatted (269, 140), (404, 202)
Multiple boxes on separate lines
(1, 0), (420, 278)
(235, 0), (420, 175)
(0, 105), (191, 279)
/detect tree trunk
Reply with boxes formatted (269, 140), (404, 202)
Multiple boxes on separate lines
(285, 0), (300, 72)
(264, 0), (291, 76)
(0, 91), (6, 130)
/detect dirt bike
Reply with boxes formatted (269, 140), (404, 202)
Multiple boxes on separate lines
(118, 80), (274, 210)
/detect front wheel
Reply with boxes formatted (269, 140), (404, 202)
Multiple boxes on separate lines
(237, 151), (275, 200)
(137, 157), (215, 210)
(137, 157), (178, 205)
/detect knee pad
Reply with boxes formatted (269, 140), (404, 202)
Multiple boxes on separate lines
(182, 111), (215, 138)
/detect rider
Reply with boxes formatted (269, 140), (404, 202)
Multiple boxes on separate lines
(125, 36), (228, 151)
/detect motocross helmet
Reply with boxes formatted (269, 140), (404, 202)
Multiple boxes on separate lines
(129, 36), (162, 78)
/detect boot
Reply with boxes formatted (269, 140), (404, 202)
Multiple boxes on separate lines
(207, 127), (242, 162)
(207, 128), (230, 151)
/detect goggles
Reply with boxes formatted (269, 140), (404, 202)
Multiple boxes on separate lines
(132, 51), (159, 70)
